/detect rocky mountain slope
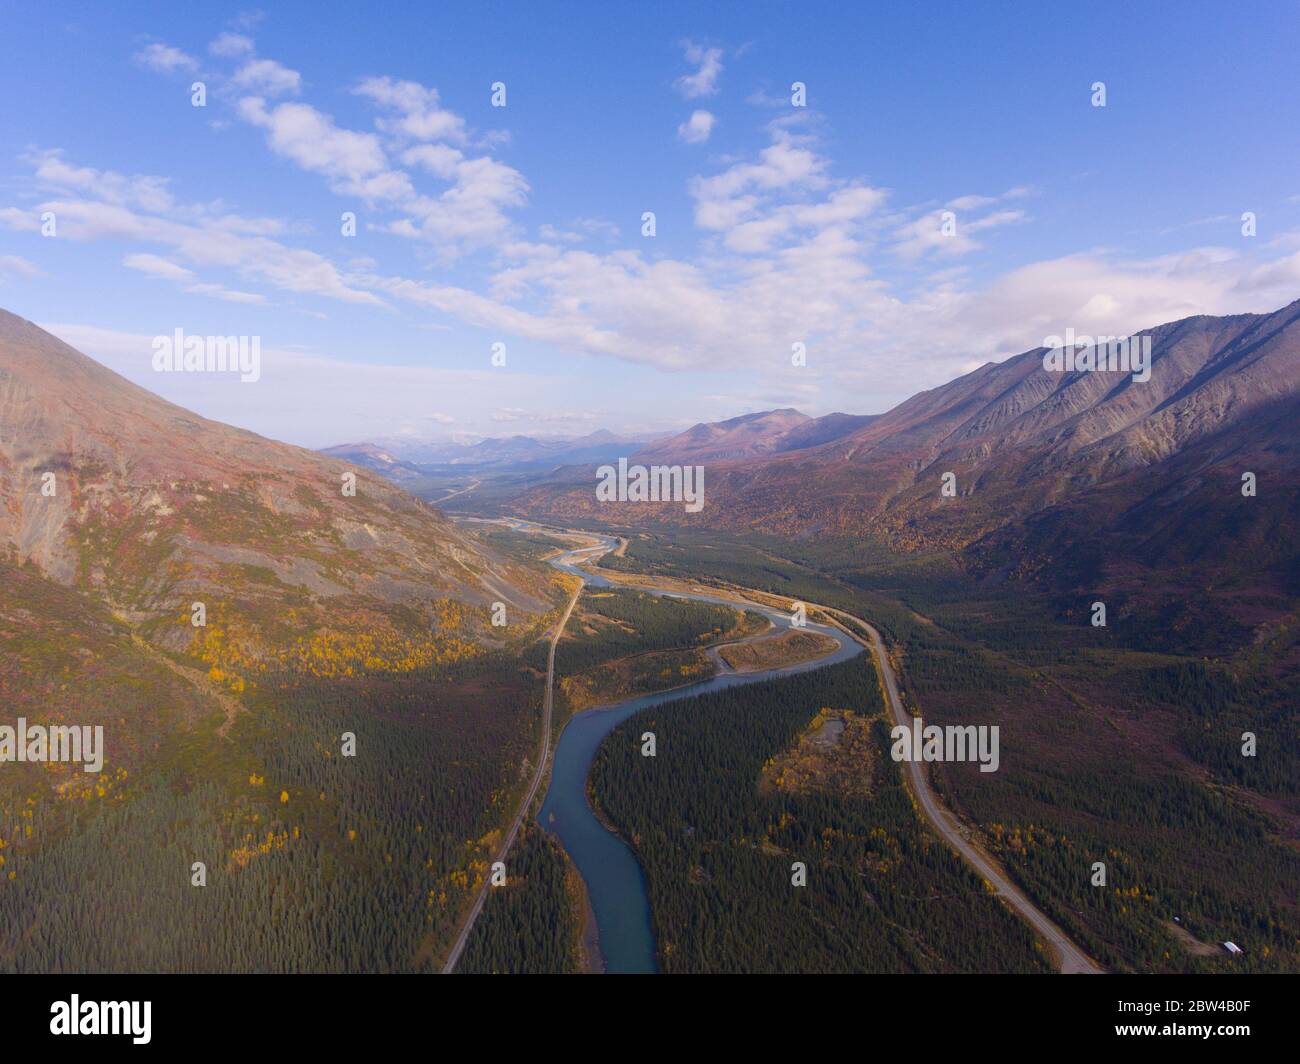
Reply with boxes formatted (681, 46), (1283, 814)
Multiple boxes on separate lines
(514, 300), (1300, 652)
(0, 308), (557, 690)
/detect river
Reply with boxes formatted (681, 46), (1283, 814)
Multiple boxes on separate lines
(534, 530), (863, 974)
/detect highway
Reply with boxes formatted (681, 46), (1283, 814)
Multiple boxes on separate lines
(819, 604), (1104, 974)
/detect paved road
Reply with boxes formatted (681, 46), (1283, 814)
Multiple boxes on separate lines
(434, 478), (481, 504)
(440, 578), (583, 974)
(820, 604), (1104, 975)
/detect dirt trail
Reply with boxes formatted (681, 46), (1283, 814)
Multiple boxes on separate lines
(129, 633), (243, 737)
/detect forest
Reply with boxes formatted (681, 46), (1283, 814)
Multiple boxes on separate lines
(590, 656), (1050, 973)
(458, 823), (584, 974)
(593, 527), (1299, 973)
(0, 651), (545, 972)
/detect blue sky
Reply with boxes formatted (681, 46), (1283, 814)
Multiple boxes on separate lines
(2, 1), (1299, 448)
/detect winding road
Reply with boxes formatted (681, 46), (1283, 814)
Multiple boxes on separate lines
(818, 605), (1103, 974)
(442, 524), (1102, 975)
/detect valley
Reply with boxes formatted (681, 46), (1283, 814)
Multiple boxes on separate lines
(455, 523), (1095, 973)
(2, 2), (1296, 1038)
(3, 303), (1295, 977)
(559, 526), (1298, 972)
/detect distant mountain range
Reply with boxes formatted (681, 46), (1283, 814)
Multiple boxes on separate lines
(322, 428), (662, 476)
(633, 408), (876, 464)
(326, 411), (880, 477)
(511, 299), (1300, 655)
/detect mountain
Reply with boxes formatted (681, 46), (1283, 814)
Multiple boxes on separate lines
(633, 408), (812, 464)
(317, 442), (427, 482)
(0, 307), (576, 974)
(513, 300), (1300, 653)
(769, 411), (878, 452)
(626, 409), (875, 466)
(0, 308), (556, 693)
(332, 428), (659, 472)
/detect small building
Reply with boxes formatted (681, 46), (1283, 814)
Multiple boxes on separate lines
(1222, 941), (1243, 955)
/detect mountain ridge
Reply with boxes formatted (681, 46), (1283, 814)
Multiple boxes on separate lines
(510, 298), (1300, 653)
(0, 307), (557, 684)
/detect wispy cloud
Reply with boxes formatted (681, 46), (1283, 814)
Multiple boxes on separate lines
(133, 42), (198, 74)
(4, 151), (380, 306)
(8, 29), (1300, 438)
(209, 32), (254, 58)
(0, 254), (44, 279)
(675, 40), (723, 98)
(353, 76), (466, 144)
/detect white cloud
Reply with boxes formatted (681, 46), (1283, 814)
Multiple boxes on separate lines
(724, 184), (886, 254)
(233, 58), (302, 96)
(677, 110), (716, 144)
(893, 206), (1025, 260)
(209, 32), (255, 58)
(947, 193), (998, 212)
(15, 49), (1300, 433)
(123, 253), (193, 280)
(402, 143), (463, 179)
(183, 281), (269, 304)
(235, 71), (525, 254)
(122, 253), (266, 304)
(0, 208), (39, 232)
(492, 407), (598, 425)
(2, 194), (379, 307)
(37, 322), (569, 448)
(133, 43), (198, 74)
(398, 155), (529, 249)
(238, 97), (407, 203)
(0, 254), (44, 279)
(947, 186), (1033, 212)
(690, 132), (833, 239)
(29, 149), (174, 213)
(9, 147), (376, 305)
(353, 76), (466, 143)
(538, 218), (620, 245)
(675, 41), (723, 98)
